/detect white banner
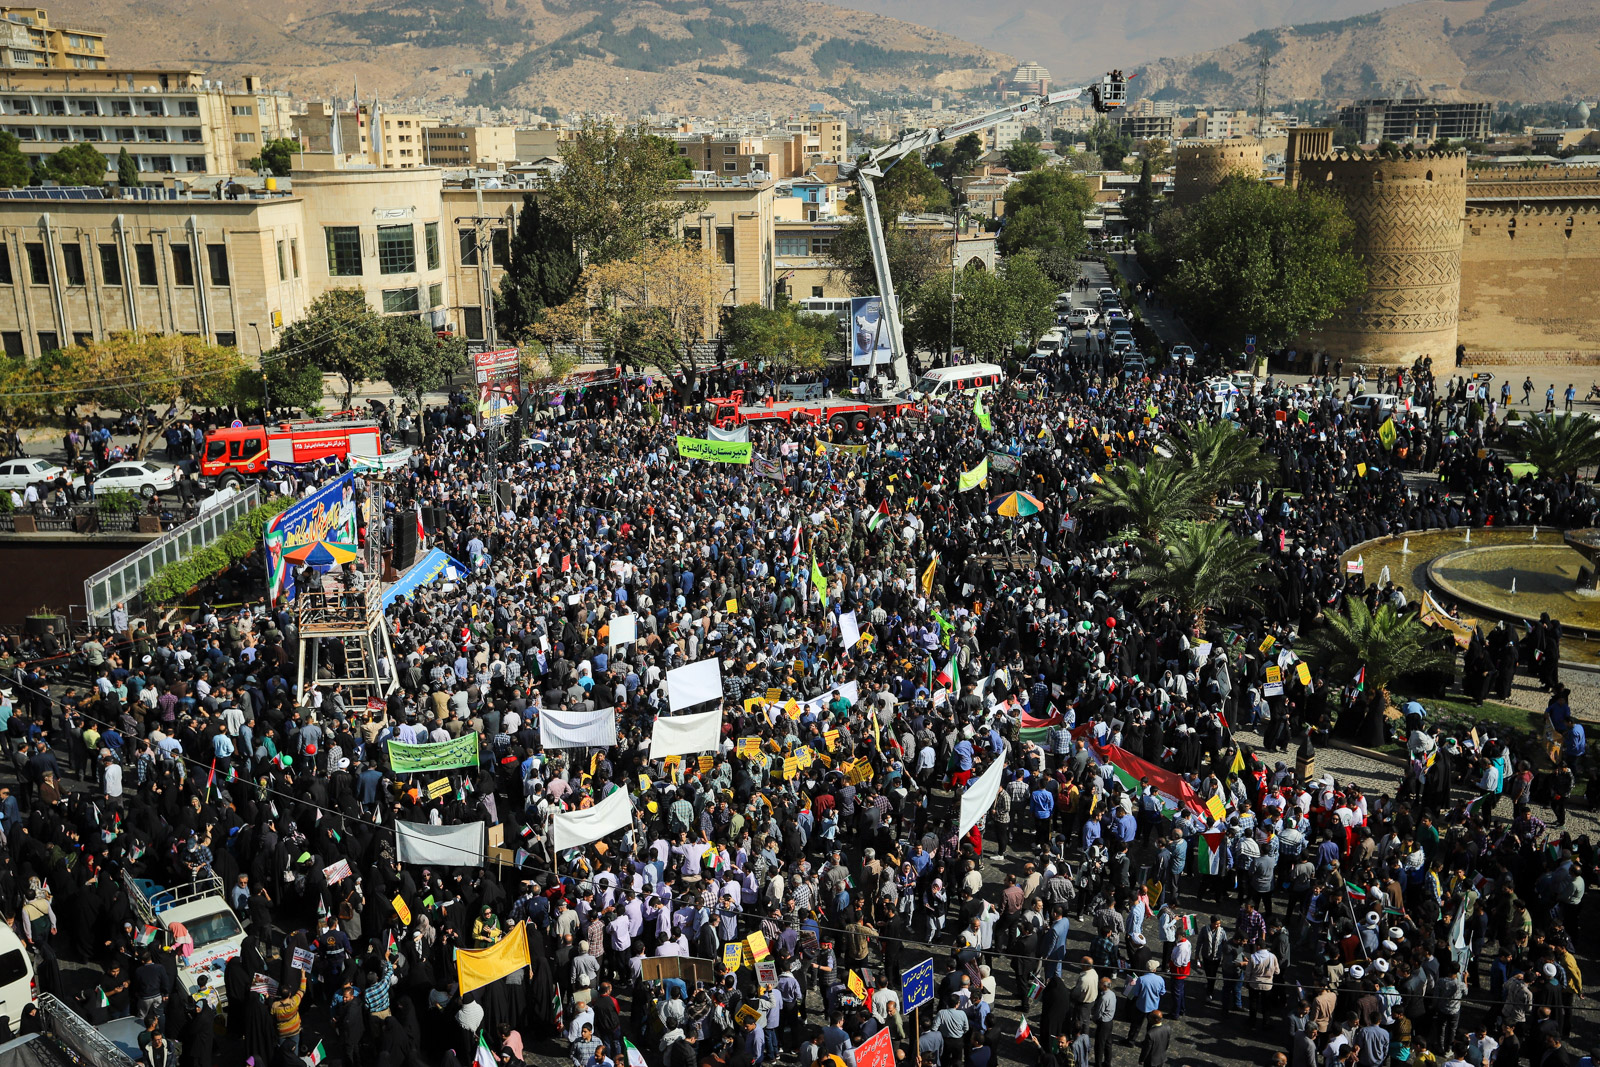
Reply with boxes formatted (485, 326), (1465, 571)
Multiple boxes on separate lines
(608, 614), (638, 648)
(803, 680), (860, 715)
(553, 786), (634, 853)
(649, 709), (724, 759)
(957, 748), (1007, 838)
(539, 708), (618, 749)
(667, 658), (723, 711)
(395, 820), (485, 866)
(839, 611), (861, 649)
(706, 424), (750, 443)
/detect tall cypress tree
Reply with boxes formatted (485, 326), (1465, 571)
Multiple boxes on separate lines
(494, 193), (582, 343)
(116, 148), (142, 187)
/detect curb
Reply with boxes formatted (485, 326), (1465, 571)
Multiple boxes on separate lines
(1321, 736), (1408, 768)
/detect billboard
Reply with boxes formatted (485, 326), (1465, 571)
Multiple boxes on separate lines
(475, 348), (521, 428)
(849, 296), (893, 368)
(264, 471), (360, 603)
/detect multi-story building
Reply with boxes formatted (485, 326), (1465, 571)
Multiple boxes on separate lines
(1194, 110), (1255, 139)
(0, 68), (294, 178)
(0, 7), (106, 70)
(1335, 98), (1492, 144)
(1119, 114), (1175, 143)
(676, 134), (780, 178)
(990, 119), (1025, 152)
(423, 125), (516, 169)
(996, 61), (1050, 97)
(513, 125), (571, 164)
(298, 103), (438, 169)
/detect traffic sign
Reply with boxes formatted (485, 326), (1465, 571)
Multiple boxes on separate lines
(900, 957), (936, 1011)
(1245, 335), (1256, 347)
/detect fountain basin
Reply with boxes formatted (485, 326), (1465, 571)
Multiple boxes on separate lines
(1428, 545), (1600, 626)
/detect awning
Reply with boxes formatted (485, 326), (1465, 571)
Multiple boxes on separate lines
(382, 548), (471, 608)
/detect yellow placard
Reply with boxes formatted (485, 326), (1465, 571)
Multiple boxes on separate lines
(723, 942), (744, 970)
(1265, 666), (1282, 686)
(735, 1004), (764, 1026)
(1259, 635), (1275, 653)
(392, 895), (412, 926)
(426, 777), (452, 799)
(745, 931), (771, 961)
(638, 774), (652, 791)
(1205, 795), (1227, 821)
(765, 688), (782, 702)
(743, 698), (765, 715)
(1296, 662), (1312, 686)
(783, 756), (799, 779)
(847, 971), (867, 999)
(848, 759), (874, 786)
(797, 747), (814, 768)
(663, 755), (681, 772)
(824, 729), (839, 751)
(1357, 462), (1367, 477)
(726, 599), (739, 612)
(785, 699), (802, 720)
(699, 754), (715, 773)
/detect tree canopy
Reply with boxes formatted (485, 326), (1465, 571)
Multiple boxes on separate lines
(250, 137), (300, 177)
(996, 168), (1093, 258)
(0, 132), (31, 188)
(38, 143), (106, 186)
(544, 119), (703, 264)
(58, 332), (244, 457)
(1301, 600), (1453, 705)
(1503, 412), (1600, 478)
(271, 289), (386, 411)
(722, 302), (838, 376)
(1001, 142), (1045, 172)
(1158, 176), (1366, 348)
(494, 194), (581, 344)
(380, 317), (466, 413)
(825, 216), (948, 298)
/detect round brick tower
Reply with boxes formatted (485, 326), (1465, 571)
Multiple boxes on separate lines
(1171, 139), (1264, 207)
(1297, 149), (1468, 366)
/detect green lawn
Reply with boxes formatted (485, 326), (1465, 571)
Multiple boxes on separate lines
(1369, 691), (1545, 757)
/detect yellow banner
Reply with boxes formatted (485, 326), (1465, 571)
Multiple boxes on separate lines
(456, 920), (531, 994)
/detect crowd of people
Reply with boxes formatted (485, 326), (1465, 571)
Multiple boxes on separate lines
(0, 317), (1592, 1067)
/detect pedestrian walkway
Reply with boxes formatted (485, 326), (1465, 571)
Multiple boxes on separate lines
(1109, 251), (1199, 347)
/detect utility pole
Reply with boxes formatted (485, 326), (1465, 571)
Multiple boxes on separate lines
(454, 172), (513, 502)
(1254, 48), (1270, 136)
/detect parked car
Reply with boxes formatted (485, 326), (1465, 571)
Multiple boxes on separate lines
(1110, 329), (1135, 348)
(1070, 308), (1098, 328)
(1350, 392), (1400, 423)
(1170, 345), (1196, 366)
(1121, 359), (1148, 380)
(0, 457), (72, 493)
(92, 459), (179, 498)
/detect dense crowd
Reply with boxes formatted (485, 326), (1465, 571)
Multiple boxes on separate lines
(0, 323), (1592, 1067)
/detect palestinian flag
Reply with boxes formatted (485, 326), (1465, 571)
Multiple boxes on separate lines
(868, 500), (890, 532)
(1019, 711), (1062, 744)
(1090, 743), (1208, 817)
(1465, 793), (1494, 819)
(936, 651), (959, 689)
(1353, 666), (1365, 693)
(1196, 831), (1225, 875)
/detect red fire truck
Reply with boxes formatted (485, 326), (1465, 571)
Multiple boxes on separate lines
(199, 418), (384, 485)
(701, 390), (920, 436)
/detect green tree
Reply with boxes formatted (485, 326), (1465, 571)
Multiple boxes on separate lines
(544, 118), (703, 264)
(116, 148), (141, 187)
(1135, 138), (1172, 171)
(38, 143), (106, 186)
(845, 153), (950, 217)
(1503, 412), (1600, 477)
(1098, 137), (1129, 171)
(272, 289), (385, 411)
(1124, 156), (1155, 232)
(950, 132), (985, 174)
(1125, 520), (1271, 636)
(262, 361), (326, 412)
(648, 135), (694, 180)
(904, 273), (954, 362)
(58, 332), (244, 457)
(1001, 142), (1045, 172)
(996, 168), (1092, 258)
(1021, 125), (1043, 143)
(1163, 418), (1276, 503)
(722, 303), (833, 376)
(249, 137), (299, 177)
(0, 132), (32, 188)
(951, 265), (1018, 361)
(380, 316), (466, 414)
(1085, 458), (1206, 541)
(1001, 252), (1057, 345)
(494, 194), (581, 344)
(825, 216), (947, 297)
(1301, 600), (1454, 708)
(1049, 127), (1070, 146)
(1161, 176), (1366, 348)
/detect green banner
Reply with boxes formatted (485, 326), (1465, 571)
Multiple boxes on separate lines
(677, 436), (752, 464)
(388, 733), (480, 773)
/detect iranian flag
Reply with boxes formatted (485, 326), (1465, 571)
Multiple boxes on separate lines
(1019, 711), (1062, 743)
(625, 1039), (650, 1067)
(308, 1041), (328, 1066)
(474, 1033), (496, 1067)
(1196, 831), (1225, 875)
(1091, 743), (1208, 817)
(936, 651), (959, 690)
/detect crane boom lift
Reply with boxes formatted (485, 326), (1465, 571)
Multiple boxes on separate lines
(845, 71), (1127, 393)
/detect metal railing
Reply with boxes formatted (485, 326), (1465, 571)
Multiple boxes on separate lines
(37, 993), (138, 1067)
(81, 483), (260, 621)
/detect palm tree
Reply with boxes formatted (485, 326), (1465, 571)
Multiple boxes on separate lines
(1163, 419), (1276, 504)
(1085, 458), (1207, 541)
(1300, 599), (1455, 709)
(1124, 520), (1272, 635)
(1503, 412), (1600, 478)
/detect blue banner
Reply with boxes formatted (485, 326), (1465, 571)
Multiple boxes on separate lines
(264, 472), (359, 603)
(382, 548), (471, 609)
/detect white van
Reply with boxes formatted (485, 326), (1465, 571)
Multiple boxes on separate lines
(0, 923), (35, 1031)
(1034, 330), (1066, 357)
(905, 362), (1006, 402)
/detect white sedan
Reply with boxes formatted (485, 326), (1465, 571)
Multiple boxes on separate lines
(0, 457), (73, 492)
(92, 459), (178, 498)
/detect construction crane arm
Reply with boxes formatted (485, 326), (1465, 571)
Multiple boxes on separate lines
(845, 73), (1127, 393)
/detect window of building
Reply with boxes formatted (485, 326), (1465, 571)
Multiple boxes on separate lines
(458, 228), (477, 266)
(206, 244), (229, 286)
(24, 242), (46, 285)
(140, 100), (161, 117)
(810, 237), (831, 255)
(144, 128), (167, 142)
(77, 127), (99, 141)
(811, 286), (824, 299)
(134, 243), (157, 285)
(0, 244), (11, 285)
(177, 101), (198, 117)
(724, 146), (736, 154)
(0, 332), (21, 358)
(723, 161), (737, 171)
(47, 127), (66, 142)
(462, 306), (483, 340)
(491, 228), (509, 266)
(149, 155), (172, 172)
(115, 129), (133, 143)
(61, 243), (84, 285)
(234, 132), (254, 143)
(73, 100), (97, 116)
(98, 244), (119, 285)
(215, 331), (235, 348)
(424, 221), (439, 270)
(45, 100), (64, 116)
(71, 331), (92, 347)
(170, 244), (194, 286)
(716, 227), (734, 265)
(36, 331), (57, 353)
(428, 282), (443, 308)
(181, 129), (201, 143)
(376, 224), (414, 274)
(276, 239), (286, 282)
(382, 287), (420, 314)
(290, 237), (299, 278)
(110, 101), (130, 117)
(325, 226), (362, 276)
(184, 157), (205, 173)
(776, 237), (807, 257)
(7, 100), (29, 115)
(231, 105), (253, 116)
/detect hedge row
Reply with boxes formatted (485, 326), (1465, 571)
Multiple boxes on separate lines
(142, 495), (294, 604)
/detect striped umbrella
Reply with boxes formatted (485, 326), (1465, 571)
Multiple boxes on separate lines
(988, 490), (1045, 518)
(283, 538), (360, 568)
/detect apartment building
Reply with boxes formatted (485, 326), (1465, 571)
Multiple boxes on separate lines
(423, 124), (516, 168)
(1336, 98), (1492, 144)
(677, 134), (780, 177)
(0, 68), (294, 178)
(298, 103), (439, 169)
(1194, 110), (1255, 139)
(782, 115), (847, 164)
(0, 7), (105, 70)
(1119, 114), (1175, 143)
